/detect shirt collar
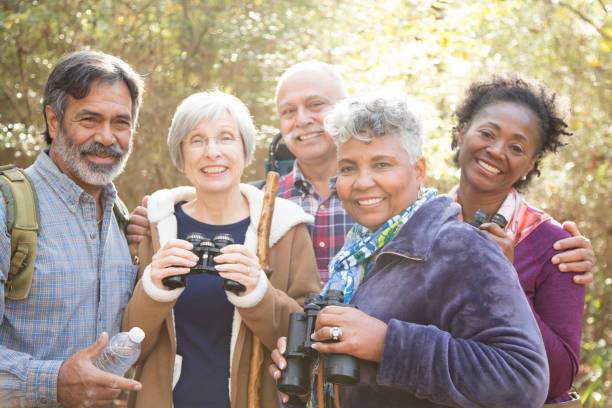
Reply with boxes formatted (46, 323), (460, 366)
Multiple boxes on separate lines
(290, 162), (312, 195)
(290, 161), (338, 195)
(328, 175), (338, 192)
(33, 149), (117, 212)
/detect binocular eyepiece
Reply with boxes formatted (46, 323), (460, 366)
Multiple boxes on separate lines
(277, 290), (360, 397)
(162, 232), (246, 294)
(469, 209), (508, 229)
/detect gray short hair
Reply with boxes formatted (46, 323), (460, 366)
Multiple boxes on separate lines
(43, 50), (144, 144)
(324, 89), (424, 163)
(167, 91), (256, 170)
(274, 60), (348, 104)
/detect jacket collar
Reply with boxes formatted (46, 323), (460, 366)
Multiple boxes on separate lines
(147, 183), (314, 250)
(379, 195), (461, 261)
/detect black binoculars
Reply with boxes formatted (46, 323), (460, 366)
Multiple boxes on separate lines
(469, 209), (508, 229)
(277, 290), (360, 397)
(161, 232), (246, 294)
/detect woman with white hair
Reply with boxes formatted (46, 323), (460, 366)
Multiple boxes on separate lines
(270, 90), (549, 407)
(122, 91), (320, 408)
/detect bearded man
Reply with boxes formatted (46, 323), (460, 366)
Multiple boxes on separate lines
(0, 50), (143, 407)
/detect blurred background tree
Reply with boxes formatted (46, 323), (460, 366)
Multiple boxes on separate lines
(1, 0), (610, 405)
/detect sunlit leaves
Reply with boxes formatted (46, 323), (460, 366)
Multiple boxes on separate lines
(0, 2), (610, 402)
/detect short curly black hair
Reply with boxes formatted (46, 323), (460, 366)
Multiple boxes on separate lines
(451, 74), (572, 191)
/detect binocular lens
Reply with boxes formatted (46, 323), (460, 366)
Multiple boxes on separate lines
(162, 275), (186, 289)
(324, 354), (360, 385)
(278, 312), (311, 395)
(469, 209), (490, 228)
(277, 358), (311, 395)
(491, 213), (508, 229)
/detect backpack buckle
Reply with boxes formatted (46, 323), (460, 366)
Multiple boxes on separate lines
(0, 164), (17, 175)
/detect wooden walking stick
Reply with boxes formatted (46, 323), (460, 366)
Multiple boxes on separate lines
(247, 171), (279, 408)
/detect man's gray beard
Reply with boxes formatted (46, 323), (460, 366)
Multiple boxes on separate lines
(53, 129), (132, 186)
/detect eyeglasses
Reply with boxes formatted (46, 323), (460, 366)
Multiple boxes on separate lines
(184, 133), (240, 150)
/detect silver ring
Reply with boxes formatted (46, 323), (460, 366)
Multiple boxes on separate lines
(330, 326), (342, 341)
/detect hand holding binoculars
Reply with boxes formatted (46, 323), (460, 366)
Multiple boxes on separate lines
(277, 290), (360, 397)
(469, 209), (508, 229)
(161, 232), (246, 294)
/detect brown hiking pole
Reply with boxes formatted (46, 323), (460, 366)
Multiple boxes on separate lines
(247, 171), (279, 408)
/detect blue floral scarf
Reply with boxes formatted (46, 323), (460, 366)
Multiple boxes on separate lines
(322, 188), (437, 303)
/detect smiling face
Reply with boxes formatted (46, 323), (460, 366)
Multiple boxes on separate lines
(457, 101), (541, 196)
(336, 132), (426, 232)
(181, 113), (245, 196)
(276, 69), (345, 166)
(46, 80), (133, 188)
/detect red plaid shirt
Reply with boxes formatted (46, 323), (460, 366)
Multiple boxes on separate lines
(277, 164), (354, 284)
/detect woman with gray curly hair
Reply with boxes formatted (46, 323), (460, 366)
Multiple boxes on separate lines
(270, 89), (549, 407)
(122, 90), (320, 408)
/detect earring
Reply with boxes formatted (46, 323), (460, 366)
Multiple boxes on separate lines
(417, 186), (424, 200)
(521, 175), (527, 181)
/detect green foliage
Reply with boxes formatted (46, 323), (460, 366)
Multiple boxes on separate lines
(1, 0), (610, 404)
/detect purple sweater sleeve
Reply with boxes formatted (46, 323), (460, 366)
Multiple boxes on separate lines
(514, 220), (585, 402)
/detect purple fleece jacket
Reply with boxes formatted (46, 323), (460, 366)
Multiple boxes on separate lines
(338, 195), (549, 407)
(514, 220), (585, 403)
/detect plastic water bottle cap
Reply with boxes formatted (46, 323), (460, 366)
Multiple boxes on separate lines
(128, 327), (145, 343)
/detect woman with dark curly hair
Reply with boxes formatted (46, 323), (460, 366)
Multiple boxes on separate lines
(450, 74), (586, 405)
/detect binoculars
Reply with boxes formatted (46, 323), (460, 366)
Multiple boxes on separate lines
(161, 232), (246, 294)
(277, 290), (360, 397)
(469, 209), (508, 229)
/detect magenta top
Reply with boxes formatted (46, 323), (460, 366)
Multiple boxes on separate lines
(513, 218), (585, 403)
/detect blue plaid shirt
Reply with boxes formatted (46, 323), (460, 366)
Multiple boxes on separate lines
(0, 151), (137, 406)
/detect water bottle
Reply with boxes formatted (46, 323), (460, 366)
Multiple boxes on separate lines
(93, 327), (145, 376)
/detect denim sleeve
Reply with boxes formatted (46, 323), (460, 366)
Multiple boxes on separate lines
(0, 195), (62, 406)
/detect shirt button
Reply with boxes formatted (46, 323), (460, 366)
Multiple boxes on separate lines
(319, 241), (326, 248)
(90, 232), (96, 240)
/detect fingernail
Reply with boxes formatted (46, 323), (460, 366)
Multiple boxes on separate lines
(280, 361), (286, 370)
(283, 395), (289, 403)
(551, 256), (559, 263)
(134, 382), (142, 390)
(280, 344), (286, 354)
(559, 264), (567, 271)
(274, 370), (280, 379)
(554, 243), (561, 250)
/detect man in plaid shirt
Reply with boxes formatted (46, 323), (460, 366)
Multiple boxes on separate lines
(0, 51), (143, 407)
(274, 62), (354, 283)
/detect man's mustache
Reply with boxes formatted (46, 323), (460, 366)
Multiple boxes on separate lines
(79, 141), (123, 159)
(285, 127), (325, 142)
